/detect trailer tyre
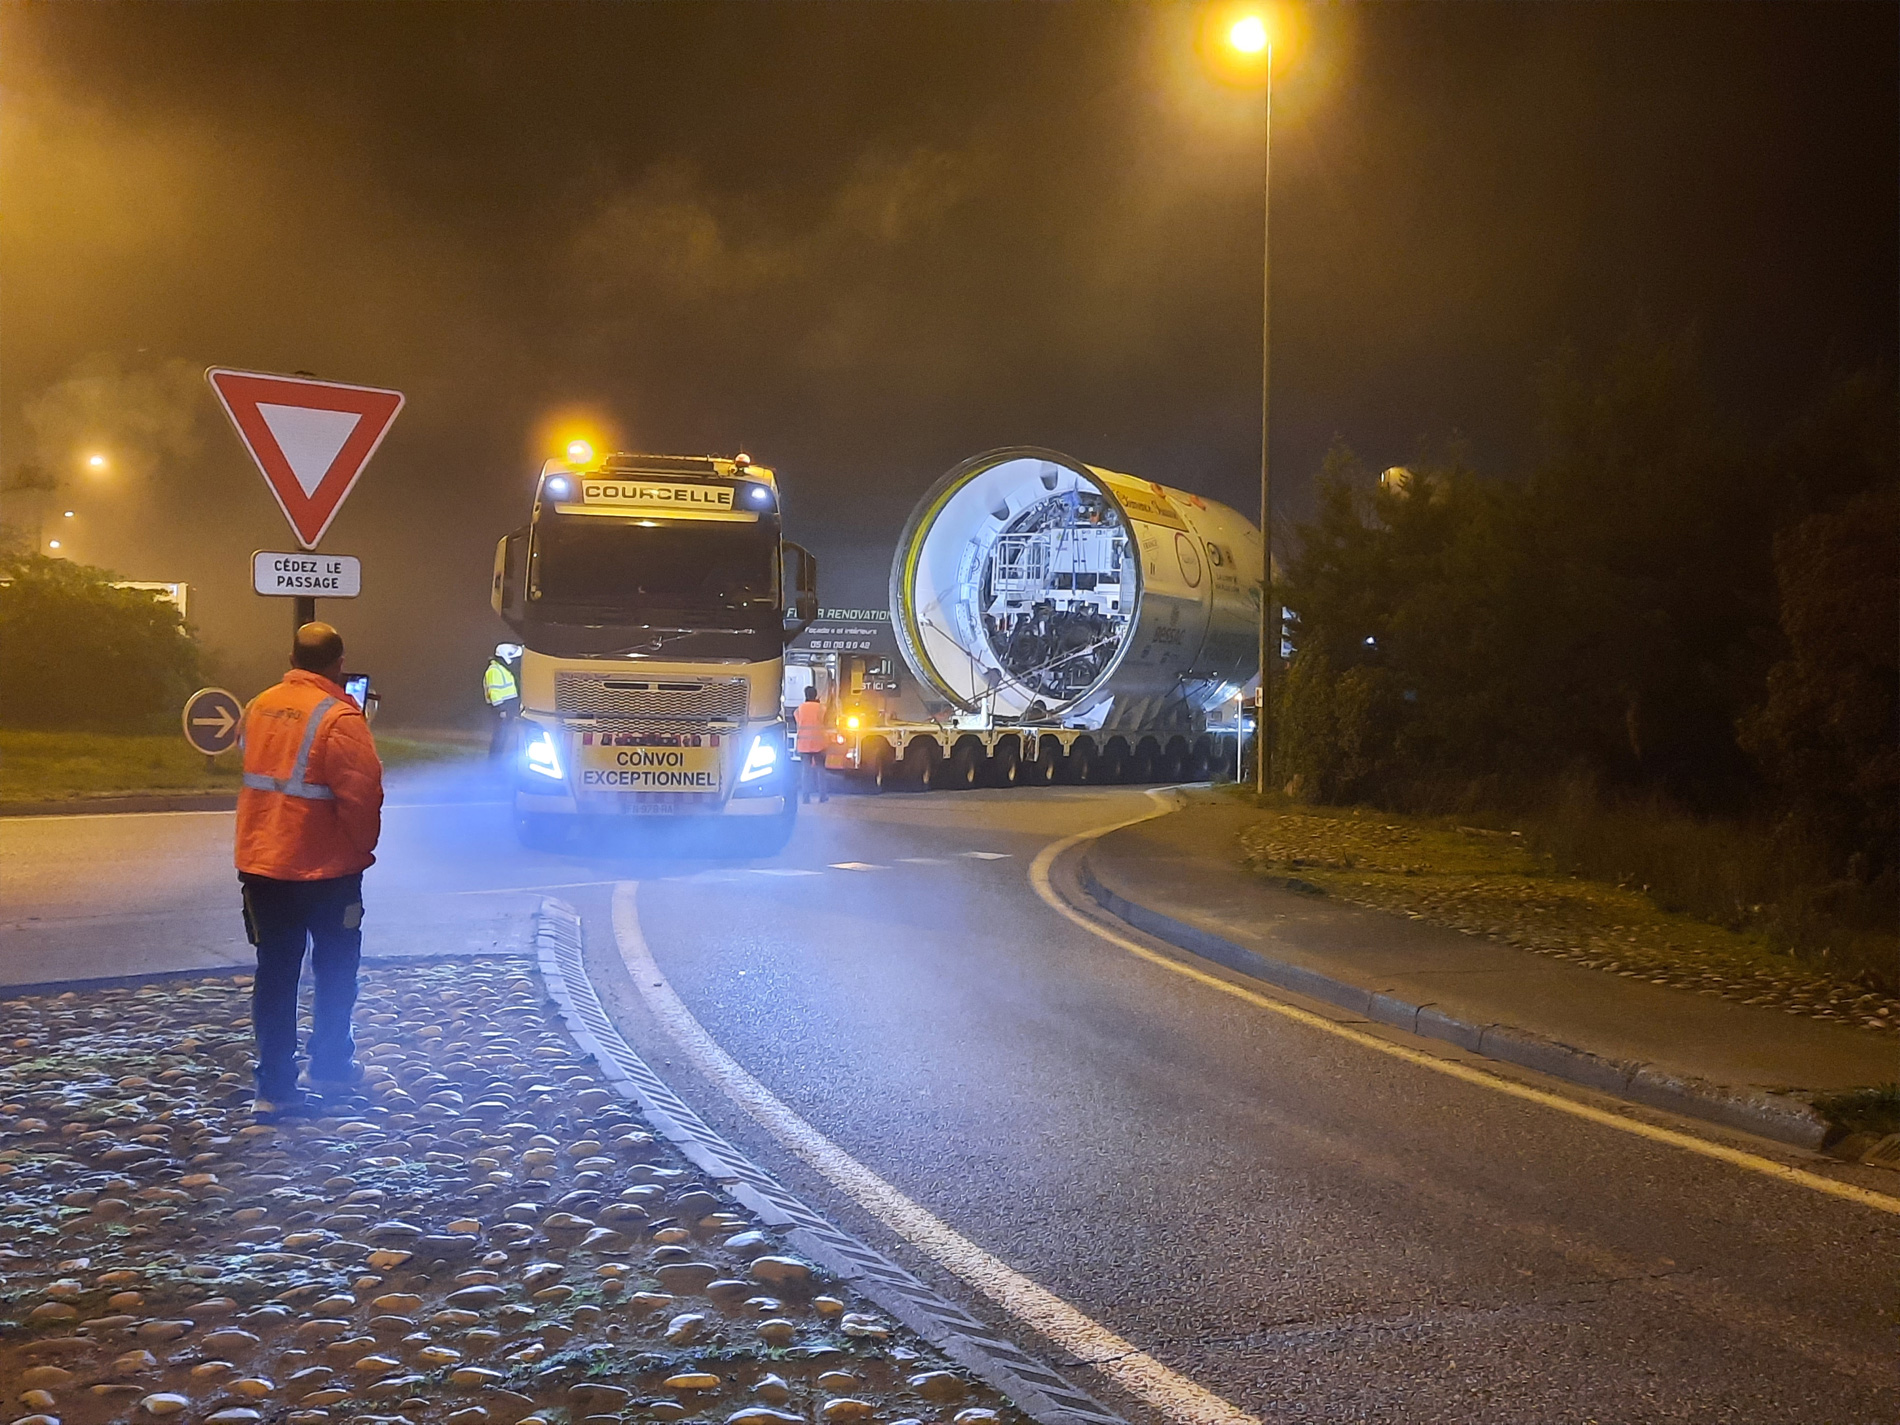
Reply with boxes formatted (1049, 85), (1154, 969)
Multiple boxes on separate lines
(984, 741), (1022, 788)
(943, 741), (982, 791)
(901, 741), (939, 792)
(1126, 744), (1157, 783)
(1024, 741), (1060, 786)
(1060, 746), (1096, 785)
(865, 741), (898, 794)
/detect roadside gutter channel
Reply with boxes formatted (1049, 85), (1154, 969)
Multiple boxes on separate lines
(1070, 796), (1900, 1153)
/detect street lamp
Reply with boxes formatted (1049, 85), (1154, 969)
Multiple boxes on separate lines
(1221, 12), (1274, 795)
(86, 453), (107, 471)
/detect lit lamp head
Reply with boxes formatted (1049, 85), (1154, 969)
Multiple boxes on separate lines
(564, 438), (595, 466)
(86, 453), (107, 470)
(1229, 14), (1267, 53)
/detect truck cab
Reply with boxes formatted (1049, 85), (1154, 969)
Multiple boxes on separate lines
(492, 451), (816, 851)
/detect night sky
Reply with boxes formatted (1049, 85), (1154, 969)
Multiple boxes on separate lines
(2, 1), (1893, 721)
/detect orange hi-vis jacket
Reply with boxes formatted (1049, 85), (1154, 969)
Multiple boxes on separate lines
(235, 670), (384, 880)
(793, 699), (828, 754)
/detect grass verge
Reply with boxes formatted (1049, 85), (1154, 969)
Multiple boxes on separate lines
(0, 727), (478, 803)
(1230, 791), (1899, 1035)
(1811, 1084), (1900, 1139)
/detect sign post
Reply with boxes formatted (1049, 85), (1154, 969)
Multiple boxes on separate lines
(207, 368), (402, 630)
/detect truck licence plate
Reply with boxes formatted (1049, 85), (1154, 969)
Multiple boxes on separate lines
(579, 741), (722, 793)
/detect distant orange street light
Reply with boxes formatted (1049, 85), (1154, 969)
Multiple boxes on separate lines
(86, 453), (107, 470)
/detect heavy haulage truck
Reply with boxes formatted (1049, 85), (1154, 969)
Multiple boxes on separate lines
(824, 446), (1261, 790)
(491, 451), (816, 851)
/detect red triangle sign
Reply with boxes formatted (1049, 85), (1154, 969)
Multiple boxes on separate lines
(207, 368), (404, 549)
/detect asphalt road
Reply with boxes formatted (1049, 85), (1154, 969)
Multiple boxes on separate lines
(3, 773), (1895, 1423)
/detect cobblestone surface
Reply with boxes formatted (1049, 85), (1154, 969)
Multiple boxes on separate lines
(1238, 813), (1900, 1035)
(0, 962), (1017, 1425)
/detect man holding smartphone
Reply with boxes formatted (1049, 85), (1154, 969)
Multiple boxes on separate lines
(235, 621), (384, 1121)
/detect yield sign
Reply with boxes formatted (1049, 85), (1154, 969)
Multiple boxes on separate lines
(207, 368), (404, 549)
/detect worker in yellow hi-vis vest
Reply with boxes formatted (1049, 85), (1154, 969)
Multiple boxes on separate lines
(483, 642), (522, 760)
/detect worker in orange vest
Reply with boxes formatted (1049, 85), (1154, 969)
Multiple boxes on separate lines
(793, 684), (829, 804)
(236, 622), (384, 1122)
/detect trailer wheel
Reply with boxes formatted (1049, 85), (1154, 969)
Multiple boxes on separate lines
(984, 740), (1022, 788)
(1158, 739), (1189, 781)
(943, 740), (981, 790)
(1024, 740), (1059, 786)
(900, 740), (938, 792)
(864, 740), (897, 794)
(1097, 742), (1129, 783)
(1062, 745), (1096, 784)
(1187, 744), (1214, 780)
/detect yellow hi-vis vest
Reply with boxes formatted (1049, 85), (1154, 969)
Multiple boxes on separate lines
(483, 659), (519, 707)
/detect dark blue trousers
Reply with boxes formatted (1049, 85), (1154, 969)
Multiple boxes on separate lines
(239, 872), (363, 1099)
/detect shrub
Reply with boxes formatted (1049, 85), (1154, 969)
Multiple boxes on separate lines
(0, 553), (202, 731)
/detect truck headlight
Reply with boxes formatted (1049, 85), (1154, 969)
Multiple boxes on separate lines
(739, 734), (779, 783)
(523, 727), (564, 780)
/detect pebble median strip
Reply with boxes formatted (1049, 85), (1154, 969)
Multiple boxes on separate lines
(0, 963), (1018, 1425)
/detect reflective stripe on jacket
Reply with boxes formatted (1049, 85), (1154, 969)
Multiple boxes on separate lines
(793, 699), (828, 753)
(483, 659), (519, 706)
(236, 670), (384, 880)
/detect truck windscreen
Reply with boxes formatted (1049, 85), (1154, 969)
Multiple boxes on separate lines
(533, 517), (776, 615)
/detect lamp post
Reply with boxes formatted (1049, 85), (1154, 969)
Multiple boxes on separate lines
(1226, 14), (1273, 796)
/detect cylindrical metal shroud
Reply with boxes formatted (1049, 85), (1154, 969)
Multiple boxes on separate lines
(890, 446), (1261, 730)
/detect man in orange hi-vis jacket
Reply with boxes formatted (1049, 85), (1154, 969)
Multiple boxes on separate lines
(793, 684), (829, 803)
(236, 622), (384, 1121)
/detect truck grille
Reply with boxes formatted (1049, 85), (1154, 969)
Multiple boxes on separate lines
(555, 673), (750, 724)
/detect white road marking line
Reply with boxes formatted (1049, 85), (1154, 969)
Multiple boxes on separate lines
(611, 881), (1257, 1425)
(896, 857), (949, 865)
(1029, 793), (1900, 1219)
(751, 868), (823, 877)
(829, 861), (884, 871)
(961, 851), (1012, 859)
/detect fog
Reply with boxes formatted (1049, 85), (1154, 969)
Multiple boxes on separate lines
(1, 1), (1891, 723)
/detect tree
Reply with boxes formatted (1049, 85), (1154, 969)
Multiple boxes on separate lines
(1739, 485), (1900, 882)
(0, 553), (202, 730)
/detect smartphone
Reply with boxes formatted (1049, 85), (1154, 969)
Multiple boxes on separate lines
(345, 674), (371, 710)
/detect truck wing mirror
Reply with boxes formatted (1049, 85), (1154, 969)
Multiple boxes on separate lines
(494, 527), (529, 632)
(782, 542), (818, 640)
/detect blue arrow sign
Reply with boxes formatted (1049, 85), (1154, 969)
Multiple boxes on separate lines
(182, 687), (244, 757)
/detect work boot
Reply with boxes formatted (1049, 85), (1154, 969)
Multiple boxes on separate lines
(251, 1095), (316, 1124)
(306, 1060), (366, 1096)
